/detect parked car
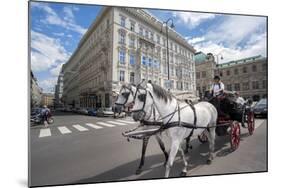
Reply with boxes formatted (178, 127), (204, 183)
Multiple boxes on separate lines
(96, 107), (114, 117)
(88, 108), (97, 116)
(253, 98), (267, 117)
(78, 108), (88, 115)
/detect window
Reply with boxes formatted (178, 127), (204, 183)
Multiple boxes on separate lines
(243, 66), (248, 73)
(163, 38), (166, 46)
(220, 71), (223, 77)
(226, 84), (232, 90)
(150, 32), (154, 41)
(175, 45), (178, 53)
(119, 32), (126, 44)
(163, 65), (168, 75)
(252, 81), (259, 89)
(129, 53), (135, 65)
(252, 65), (257, 72)
(129, 37), (135, 47)
(119, 70), (125, 81)
(139, 27), (143, 36)
(157, 35), (160, 44)
(170, 80), (174, 89)
(262, 80), (267, 89)
(226, 70), (230, 76)
(145, 30), (149, 38)
(234, 83), (240, 91)
(242, 82), (249, 90)
(119, 50), (125, 64)
(171, 66), (174, 76)
(120, 16), (126, 27)
(202, 71), (206, 78)
(184, 82), (189, 90)
(202, 86), (207, 92)
(262, 63), (267, 70)
(234, 68), (238, 75)
(142, 56), (147, 65)
(148, 58), (152, 67)
(196, 72), (200, 79)
(129, 72), (135, 83)
(130, 21), (135, 31)
(154, 60), (159, 68)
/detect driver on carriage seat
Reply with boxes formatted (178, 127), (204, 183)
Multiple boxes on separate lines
(210, 75), (225, 116)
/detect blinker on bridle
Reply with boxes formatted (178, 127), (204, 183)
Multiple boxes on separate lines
(115, 85), (134, 106)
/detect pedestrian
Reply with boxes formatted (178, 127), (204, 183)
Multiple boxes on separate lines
(41, 105), (50, 127)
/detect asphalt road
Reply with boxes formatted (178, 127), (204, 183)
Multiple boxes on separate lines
(29, 112), (267, 187)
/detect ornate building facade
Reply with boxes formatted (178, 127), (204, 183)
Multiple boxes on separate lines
(62, 7), (196, 108)
(195, 52), (267, 101)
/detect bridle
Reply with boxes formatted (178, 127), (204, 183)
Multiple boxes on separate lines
(115, 85), (134, 106)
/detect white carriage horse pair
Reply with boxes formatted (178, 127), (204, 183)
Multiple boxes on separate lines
(115, 82), (218, 177)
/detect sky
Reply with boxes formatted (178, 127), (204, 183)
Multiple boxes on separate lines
(30, 1), (267, 93)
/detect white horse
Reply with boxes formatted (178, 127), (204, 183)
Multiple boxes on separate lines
(114, 83), (169, 174)
(131, 83), (217, 177)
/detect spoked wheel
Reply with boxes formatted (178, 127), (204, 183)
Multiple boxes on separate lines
(230, 121), (240, 151)
(198, 129), (208, 144)
(247, 111), (255, 135)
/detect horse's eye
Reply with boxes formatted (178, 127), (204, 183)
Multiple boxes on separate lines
(122, 92), (129, 98)
(138, 94), (146, 102)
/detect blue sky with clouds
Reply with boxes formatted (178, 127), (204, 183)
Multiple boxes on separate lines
(30, 1), (267, 93)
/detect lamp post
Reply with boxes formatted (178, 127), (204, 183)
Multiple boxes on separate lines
(161, 18), (175, 90)
(214, 53), (223, 76)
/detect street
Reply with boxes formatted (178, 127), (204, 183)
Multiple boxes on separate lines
(30, 112), (267, 187)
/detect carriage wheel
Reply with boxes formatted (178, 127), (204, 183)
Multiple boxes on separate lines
(247, 111), (255, 135)
(230, 121), (240, 151)
(198, 130), (208, 144)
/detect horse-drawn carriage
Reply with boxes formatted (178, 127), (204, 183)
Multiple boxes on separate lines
(198, 91), (255, 151)
(115, 82), (255, 177)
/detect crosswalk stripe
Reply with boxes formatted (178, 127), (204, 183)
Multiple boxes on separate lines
(73, 124), (88, 131)
(39, 128), (51, 137)
(96, 122), (116, 127)
(107, 121), (127, 126)
(115, 120), (135, 124)
(58, 126), (72, 134)
(85, 123), (103, 129)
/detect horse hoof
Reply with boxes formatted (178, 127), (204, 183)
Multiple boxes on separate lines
(206, 159), (212, 165)
(136, 169), (142, 175)
(180, 171), (187, 176)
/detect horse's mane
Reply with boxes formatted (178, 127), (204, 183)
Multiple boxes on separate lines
(150, 83), (172, 103)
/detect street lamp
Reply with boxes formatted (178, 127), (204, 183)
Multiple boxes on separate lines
(214, 53), (223, 76)
(160, 18), (175, 90)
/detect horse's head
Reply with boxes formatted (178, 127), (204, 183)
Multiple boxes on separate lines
(131, 83), (155, 121)
(114, 84), (136, 111)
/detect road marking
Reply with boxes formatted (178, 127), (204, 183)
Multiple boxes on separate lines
(85, 123), (103, 129)
(72, 124), (88, 131)
(58, 126), (72, 134)
(107, 121), (127, 126)
(39, 128), (51, 138)
(115, 120), (135, 124)
(254, 119), (265, 129)
(96, 122), (116, 127)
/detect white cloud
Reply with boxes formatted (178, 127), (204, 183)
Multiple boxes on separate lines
(50, 63), (63, 77)
(194, 32), (267, 63)
(173, 12), (216, 29)
(31, 30), (70, 72)
(38, 77), (57, 93)
(188, 36), (205, 44)
(31, 2), (87, 35)
(204, 15), (266, 47)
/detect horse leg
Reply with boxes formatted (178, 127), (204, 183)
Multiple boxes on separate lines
(205, 125), (216, 164)
(155, 134), (169, 166)
(136, 137), (150, 175)
(165, 140), (180, 178)
(178, 145), (188, 176)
